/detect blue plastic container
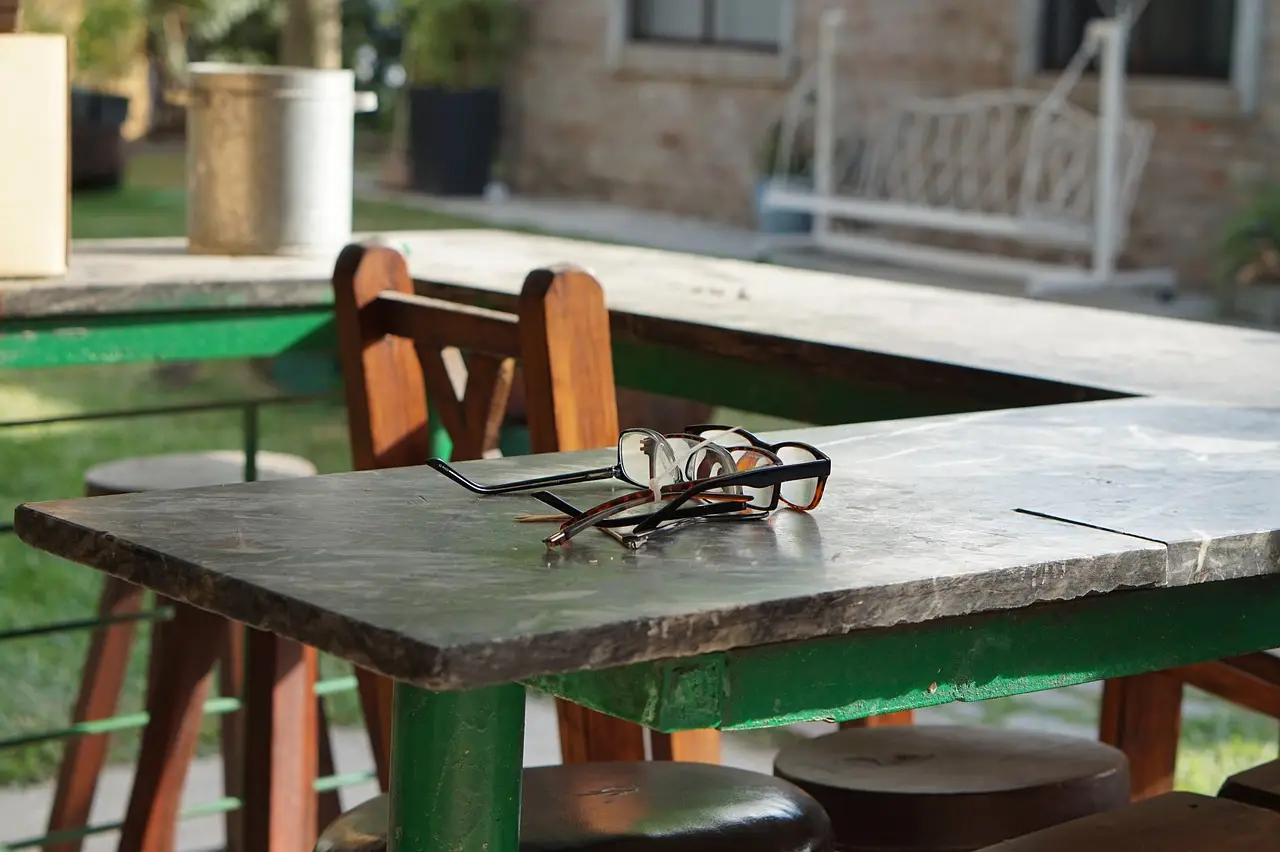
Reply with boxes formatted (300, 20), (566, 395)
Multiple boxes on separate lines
(754, 178), (814, 234)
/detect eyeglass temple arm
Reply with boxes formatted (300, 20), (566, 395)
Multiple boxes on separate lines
(426, 458), (618, 495)
(531, 491), (586, 517)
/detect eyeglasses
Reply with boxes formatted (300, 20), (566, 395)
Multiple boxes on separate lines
(541, 441), (830, 548)
(427, 427), (740, 496)
(684, 424), (830, 512)
(426, 422), (832, 549)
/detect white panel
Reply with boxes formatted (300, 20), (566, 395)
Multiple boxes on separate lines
(0, 34), (69, 277)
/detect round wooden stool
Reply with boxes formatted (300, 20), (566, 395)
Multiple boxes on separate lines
(83, 449), (317, 496)
(772, 725), (1130, 852)
(1219, 758), (1280, 814)
(316, 762), (834, 852)
(49, 450), (321, 851)
(970, 791), (1280, 851)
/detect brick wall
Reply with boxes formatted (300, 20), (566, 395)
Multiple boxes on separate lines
(504, 0), (1280, 286)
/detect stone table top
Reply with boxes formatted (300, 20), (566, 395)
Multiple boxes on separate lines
(15, 397), (1280, 690)
(2, 231), (1279, 407)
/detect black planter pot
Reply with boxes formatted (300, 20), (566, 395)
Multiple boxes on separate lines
(70, 87), (130, 191)
(407, 85), (501, 196)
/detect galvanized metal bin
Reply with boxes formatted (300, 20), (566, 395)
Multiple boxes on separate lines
(185, 63), (371, 257)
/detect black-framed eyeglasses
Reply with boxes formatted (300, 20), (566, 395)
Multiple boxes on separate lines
(541, 444), (830, 548)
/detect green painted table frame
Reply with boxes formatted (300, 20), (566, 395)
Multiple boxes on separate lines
(388, 574), (1280, 851)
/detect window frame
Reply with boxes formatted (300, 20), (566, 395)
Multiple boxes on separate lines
(1015, 0), (1265, 115)
(605, 0), (797, 85)
(626, 0), (784, 53)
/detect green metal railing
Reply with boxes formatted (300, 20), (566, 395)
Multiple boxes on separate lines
(0, 392), (376, 851)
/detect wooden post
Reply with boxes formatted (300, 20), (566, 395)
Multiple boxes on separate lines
(1099, 673), (1183, 801)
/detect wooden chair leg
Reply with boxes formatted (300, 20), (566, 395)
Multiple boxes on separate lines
(119, 601), (227, 852)
(218, 622), (245, 852)
(354, 667), (392, 790)
(46, 576), (144, 852)
(241, 629), (320, 852)
(555, 700), (647, 763)
(315, 697), (342, 833)
(650, 730), (722, 764)
(1099, 673), (1183, 801)
(841, 710), (915, 729)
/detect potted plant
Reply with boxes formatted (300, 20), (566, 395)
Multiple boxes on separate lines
(401, 0), (519, 196)
(1217, 184), (1280, 326)
(754, 117), (814, 235)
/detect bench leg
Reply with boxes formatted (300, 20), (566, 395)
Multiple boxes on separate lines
(119, 601), (226, 852)
(46, 576), (144, 852)
(1099, 673), (1182, 801)
(241, 630), (320, 852)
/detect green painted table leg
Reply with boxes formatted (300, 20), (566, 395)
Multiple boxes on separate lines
(387, 682), (526, 852)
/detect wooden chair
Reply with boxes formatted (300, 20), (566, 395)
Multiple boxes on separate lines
(49, 451), (340, 852)
(330, 242), (721, 784)
(1099, 653), (1280, 800)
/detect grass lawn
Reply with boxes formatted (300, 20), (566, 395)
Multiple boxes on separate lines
(72, 147), (481, 240)
(1, 146), (1276, 797)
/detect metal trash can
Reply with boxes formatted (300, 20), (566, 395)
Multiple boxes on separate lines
(185, 63), (374, 257)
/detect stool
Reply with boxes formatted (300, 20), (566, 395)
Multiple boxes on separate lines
(48, 450), (322, 852)
(772, 725), (1130, 852)
(315, 762), (834, 852)
(972, 791), (1280, 851)
(1219, 758), (1280, 813)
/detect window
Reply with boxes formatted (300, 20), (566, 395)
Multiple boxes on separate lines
(629, 0), (783, 52)
(1024, 0), (1265, 114)
(1039, 0), (1235, 79)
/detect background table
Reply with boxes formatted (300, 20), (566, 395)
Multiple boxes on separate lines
(4, 231), (1280, 423)
(16, 397), (1280, 850)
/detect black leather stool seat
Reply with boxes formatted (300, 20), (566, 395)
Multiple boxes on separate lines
(316, 762), (833, 852)
(773, 725), (1130, 851)
(973, 791), (1280, 851)
(1219, 758), (1280, 814)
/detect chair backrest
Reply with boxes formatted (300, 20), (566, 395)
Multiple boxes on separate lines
(330, 241), (669, 786)
(331, 242), (621, 469)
